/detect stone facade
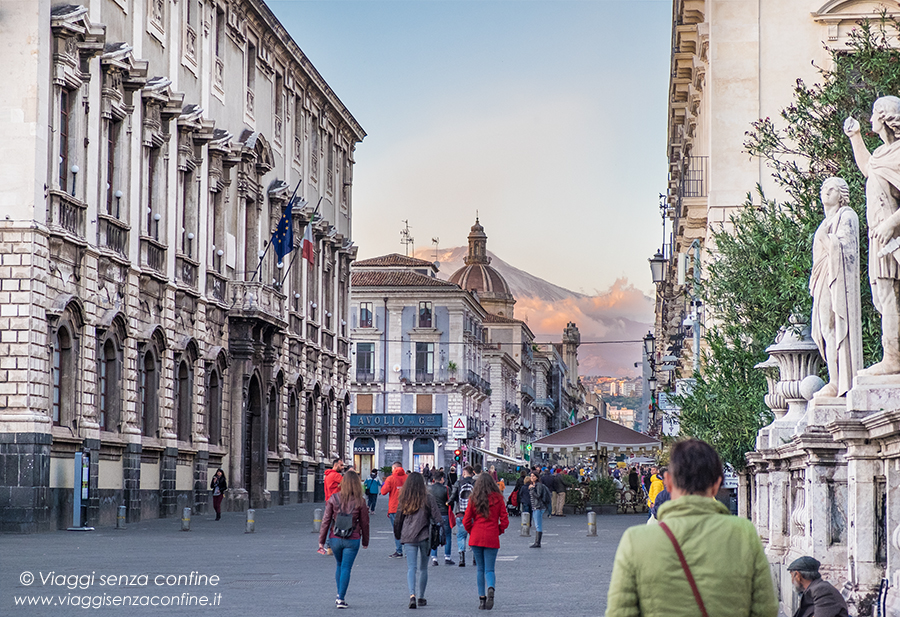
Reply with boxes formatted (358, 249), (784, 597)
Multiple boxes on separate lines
(0, 0), (363, 532)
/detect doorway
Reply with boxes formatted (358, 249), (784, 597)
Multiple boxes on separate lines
(244, 375), (262, 507)
(412, 437), (434, 473)
(353, 437), (375, 477)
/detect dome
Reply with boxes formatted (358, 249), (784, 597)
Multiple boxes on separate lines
(449, 218), (516, 317)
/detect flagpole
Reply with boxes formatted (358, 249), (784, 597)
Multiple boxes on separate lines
(279, 196), (323, 287)
(250, 179), (302, 282)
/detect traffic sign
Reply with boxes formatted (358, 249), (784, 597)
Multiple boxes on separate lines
(449, 415), (467, 439)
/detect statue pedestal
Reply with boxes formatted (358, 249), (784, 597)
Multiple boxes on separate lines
(805, 396), (847, 431)
(847, 374), (900, 416)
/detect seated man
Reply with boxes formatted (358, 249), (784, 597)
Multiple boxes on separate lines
(605, 438), (777, 617)
(787, 556), (848, 617)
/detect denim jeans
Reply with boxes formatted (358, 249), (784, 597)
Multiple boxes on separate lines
(330, 537), (361, 601)
(471, 546), (498, 597)
(388, 513), (402, 554)
(367, 493), (377, 512)
(404, 539), (430, 597)
(456, 520), (468, 552)
(430, 515), (453, 558)
(533, 508), (543, 532)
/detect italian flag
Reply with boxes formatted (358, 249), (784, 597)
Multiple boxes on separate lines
(301, 222), (314, 264)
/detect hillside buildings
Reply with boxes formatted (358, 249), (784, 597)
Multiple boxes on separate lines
(0, 0), (363, 532)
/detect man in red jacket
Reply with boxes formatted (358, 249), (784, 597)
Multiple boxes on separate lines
(319, 459), (344, 555)
(381, 462), (407, 558)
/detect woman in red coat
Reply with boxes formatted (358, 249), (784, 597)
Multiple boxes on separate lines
(463, 473), (509, 610)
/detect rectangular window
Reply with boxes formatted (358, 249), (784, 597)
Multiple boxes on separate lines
(212, 190), (223, 272)
(246, 42), (256, 115)
(52, 338), (61, 425)
(415, 342), (434, 381)
(147, 147), (160, 237)
(418, 302), (432, 328)
(357, 394), (373, 414)
(416, 394), (432, 414)
(274, 73), (284, 142)
(99, 355), (108, 430)
(356, 343), (374, 381)
(59, 89), (70, 191)
(180, 170), (195, 257)
(106, 119), (121, 216)
(307, 253), (318, 320)
(359, 302), (373, 328)
(215, 8), (224, 57)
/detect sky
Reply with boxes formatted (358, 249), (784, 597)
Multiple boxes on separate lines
(268, 0), (672, 298)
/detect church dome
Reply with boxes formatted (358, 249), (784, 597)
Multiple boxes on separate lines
(449, 219), (516, 317)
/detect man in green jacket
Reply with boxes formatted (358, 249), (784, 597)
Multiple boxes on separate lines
(605, 438), (777, 617)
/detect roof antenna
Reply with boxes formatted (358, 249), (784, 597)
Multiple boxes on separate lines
(400, 220), (415, 256)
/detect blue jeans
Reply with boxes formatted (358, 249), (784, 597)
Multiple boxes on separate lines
(533, 508), (543, 532)
(404, 539), (430, 597)
(456, 519), (468, 552)
(330, 537), (361, 600)
(430, 515), (453, 558)
(367, 493), (377, 512)
(471, 546), (498, 596)
(388, 513), (402, 554)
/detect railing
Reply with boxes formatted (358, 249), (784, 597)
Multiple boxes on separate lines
(466, 370), (491, 393)
(141, 237), (166, 275)
(99, 214), (128, 257)
(521, 383), (535, 400)
(176, 255), (198, 289)
(206, 272), (227, 303)
(534, 397), (556, 412)
(683, 155), (708, 198)
(505, 401), (520, 416)
(306, 322), (319, 342)
(338, 339), (349, 358)
(229, 280), (286, 323)
(48, 190), (86, 239)
(400, 370), (434, 383)
(355, 370), (384, 384)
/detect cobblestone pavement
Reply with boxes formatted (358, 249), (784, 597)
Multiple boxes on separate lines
(2, 500), (645, 617)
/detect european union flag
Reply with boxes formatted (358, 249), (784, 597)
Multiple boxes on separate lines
(271, 198), (294, 262)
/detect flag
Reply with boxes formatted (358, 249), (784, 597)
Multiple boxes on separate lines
(271, 198), (294, 262)
(301, 220), (315, 264)
(568, 408), (576, 426)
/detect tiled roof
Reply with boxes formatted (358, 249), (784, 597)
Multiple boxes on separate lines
(351, 271), (460, 288)
(353, 253), (436, 268)
(483, 313), (524, 325)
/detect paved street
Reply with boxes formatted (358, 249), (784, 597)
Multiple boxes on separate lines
(2, 500), (644, 617)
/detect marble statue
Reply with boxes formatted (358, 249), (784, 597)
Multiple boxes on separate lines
(845, 96), (900, 375)
(809, 177), (863, 397)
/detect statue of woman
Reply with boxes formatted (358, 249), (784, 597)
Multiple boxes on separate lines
(809, 177), (862, 397)
(844, 96), (900, 375)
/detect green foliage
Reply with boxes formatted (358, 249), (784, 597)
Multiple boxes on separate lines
(602, 395), (641, 410)
(587, 478), (618, 505)
(675, 17), (899, 470)
(380, 465), (393, 479)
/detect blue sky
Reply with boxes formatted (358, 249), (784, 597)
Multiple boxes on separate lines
(269, 0), (671, 296)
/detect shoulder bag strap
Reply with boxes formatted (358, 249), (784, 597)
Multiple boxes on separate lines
(658, 522), (709, 617)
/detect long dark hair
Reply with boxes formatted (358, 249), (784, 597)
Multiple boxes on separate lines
(471, 472), (501, 519)
(398, 472), (426, 515)
(339, 470), (363, 510)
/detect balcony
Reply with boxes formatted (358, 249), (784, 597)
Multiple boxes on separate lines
(206, 271), (228, 304)
(228, 280), (286, 327)
(534, 397), (556, 413)
(683, 155), (708, 198)
(98, 214), (129, 258)
(505, 401), (520, 416)
(521, 383), (535, 400)
(400, 370), (435, 384)
(354, 370), (384, 384)
(176, 254), (198, 290)
(467, 370), (491, 393)
(140, 237), (167, 277)
(48, 190), (86, 240)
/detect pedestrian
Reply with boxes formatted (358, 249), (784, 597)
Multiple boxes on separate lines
(497, 477), (505, 492)
(489, 465), (498, 482)
(551, 468), (566, 517)
(209, 468), (227, 521)
(319, 470), (370, 609)
(448, 465), (458, 488)
(449, 465), (476, 567)
(473, 464), (483, 479)
(423, 464), (432, 483)
(605, 438), (778, 617)
(787, 556), (848, 617)
(427, 470), (455, 565)
(393, 472), (441, 609)
(463, 473), (509, 611)
(528, 471), (551, 548)
(363, 470), (382, 513)
(382, 461), (408, 558)
(628, 466), (639, 493)
(646, 465), (664, 518)
(539, 468), (555, 518)
(649, 467), (670, 520)
(519, 475), (532, 522)
(320, 458), (345, 555)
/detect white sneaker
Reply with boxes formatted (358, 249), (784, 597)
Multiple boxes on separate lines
(431, 557), (439, 566)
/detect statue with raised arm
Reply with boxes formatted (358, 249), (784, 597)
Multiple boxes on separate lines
(810, 177), (863, 396)
(845, 96), (900, 375)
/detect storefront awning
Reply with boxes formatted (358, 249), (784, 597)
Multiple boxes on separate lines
(531, 416), (660, 456)
(469, 445), (529, 467)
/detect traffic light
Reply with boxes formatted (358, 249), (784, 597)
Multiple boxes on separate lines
(524, 443), (532, 461)
(454, 449), (462, 462)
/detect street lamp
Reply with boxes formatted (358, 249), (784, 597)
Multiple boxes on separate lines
(648, 374), (658, 393)
(649, 250), (667, 284)
(643, 331), (656, 358)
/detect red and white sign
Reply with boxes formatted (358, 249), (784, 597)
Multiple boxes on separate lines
(449, 415), (467, 439)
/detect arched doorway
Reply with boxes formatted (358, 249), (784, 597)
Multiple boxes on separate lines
(245, 375), (263, 507)
(413, 438), (435, 473)
(353, 437), (375, 477)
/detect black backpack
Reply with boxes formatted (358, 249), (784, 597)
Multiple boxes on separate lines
(331, 499), (355, 538)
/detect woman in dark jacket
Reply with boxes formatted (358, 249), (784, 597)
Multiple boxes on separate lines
(528, 472), (551, 548)
(210, 469), (227, 520)
(463, 473), (509, 610)
(319, 470), (370, 609)
(518, 476), (532, 516)
(394, 472), (441, 609)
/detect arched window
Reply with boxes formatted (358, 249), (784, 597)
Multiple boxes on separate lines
(267, 385), (279, 453)
(305, 395), (315, 454)
(288, 391), (298, 453)
(336, 401), (345, 461)
(140, 350), (159, 437)
(321, 396), (331, 455)
(99, 339), (120, 432)
(208, 370), (221, 446)
(175, 360), (193, 441)
(52, 327), (74, 426)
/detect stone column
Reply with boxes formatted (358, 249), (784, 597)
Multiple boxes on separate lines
(193, 450), (209, 514)
(159, 446), (178, 517)
(84, 438), (101, 526)
(122, 443), (142, 523)
(299, 460), (309, 503)
(314, 462), (324, 502)
(279, 457), (290, 505)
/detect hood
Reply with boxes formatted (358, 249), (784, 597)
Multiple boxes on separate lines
(657, 494), (730, 521)
(393, 468), (407, 479)
(324, 469), (342, 479)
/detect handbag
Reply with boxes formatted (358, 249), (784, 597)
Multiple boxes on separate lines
(658, 522), (709, 617)
(446, 487), (456, 528)
(429, 521), (445, 551)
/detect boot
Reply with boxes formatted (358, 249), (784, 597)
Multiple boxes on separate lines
(478, 596), (486, 610)
(529, 531), (542, 548)
(458, 551), (465, 567)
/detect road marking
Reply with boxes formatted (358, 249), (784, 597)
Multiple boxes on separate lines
(376, 530), (394, 534)
(542, 533), (559, 536)
(496, 556), (518, 561)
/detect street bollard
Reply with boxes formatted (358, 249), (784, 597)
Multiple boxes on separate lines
(520, 511), (531, 537)
(116, 505), (126, 530)
(245, 509), (255, 533)
(181, 507), (191, 531)
(312, 508), (323, 533)
(587, 510), (597, 536)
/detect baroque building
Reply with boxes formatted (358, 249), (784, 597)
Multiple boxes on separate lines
(0, 0), (363, 532)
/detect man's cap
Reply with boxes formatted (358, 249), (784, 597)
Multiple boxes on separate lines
(787, 556), (820, 572)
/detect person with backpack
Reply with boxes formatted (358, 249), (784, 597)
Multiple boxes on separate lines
(449, 465), (475, 567)
(363, 470), (381, 513)
(319, 470), (370, 609)
(464, 473), (509, 610)
(528, 471), (552, 548)
(427, 470), (455, 565)
(393, 472), (441, 609)
(382, 462), (408, 558)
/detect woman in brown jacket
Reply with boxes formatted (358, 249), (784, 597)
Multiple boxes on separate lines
(393, 472), (441, 609)
(319, 470), (370, 609)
